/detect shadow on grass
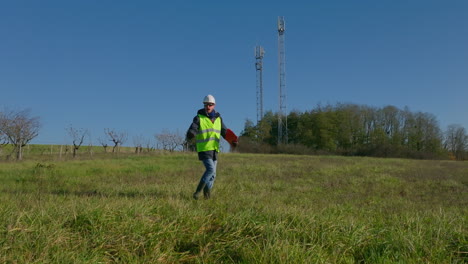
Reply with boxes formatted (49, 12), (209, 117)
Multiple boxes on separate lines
(2, 188), (164, 199)
(50, 189), (163, 198)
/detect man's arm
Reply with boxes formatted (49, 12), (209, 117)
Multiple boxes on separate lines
(220, 117), (228, 139)
(186, 116), (199, 140)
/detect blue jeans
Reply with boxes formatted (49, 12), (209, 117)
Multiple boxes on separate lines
(200, 159), (217, 189)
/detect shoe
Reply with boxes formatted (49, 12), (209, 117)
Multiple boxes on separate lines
(203, 187), (211, 199)
(193, 181), (206, 200)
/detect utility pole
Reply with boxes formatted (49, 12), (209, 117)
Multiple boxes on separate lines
(255, 45), (265, 125)
(277, 16), (288, 144)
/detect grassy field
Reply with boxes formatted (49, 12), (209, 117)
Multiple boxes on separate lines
(0, 153), (467, 263)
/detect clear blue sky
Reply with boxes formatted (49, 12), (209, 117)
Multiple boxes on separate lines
(1, 0), (467, 146)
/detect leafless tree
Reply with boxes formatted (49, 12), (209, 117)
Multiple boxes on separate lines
(155, 129), (185, 152)
(105, 128), (128, 153)
(445, 124), (468, 160)
(0, 131), (8, 156)
(97, 137), (108, 153)
(66, 125), (89, 158)
(133, 134), (144, 154)
(143, 137), (154, 152)
(0, 108), (41, 160)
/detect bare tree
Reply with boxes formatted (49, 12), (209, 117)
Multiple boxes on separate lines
(445, 124), (468, 160)
(66, 125), (89, 158)
(144, 138), (154, 152)
(105, 128), (128, 153)
(155, 129), (185, 152)
(0, 130), (8, 156)
(0, 109), (41, 160)
(97, 137), (108, 153)
(133, 134), (144, 154)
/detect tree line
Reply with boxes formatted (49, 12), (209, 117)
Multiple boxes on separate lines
(2, 105), (466, 161)
(239, 103), (468, 160)
(0, 108), (186, 161)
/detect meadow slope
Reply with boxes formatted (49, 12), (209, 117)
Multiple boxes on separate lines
(0, 153), (467, 263)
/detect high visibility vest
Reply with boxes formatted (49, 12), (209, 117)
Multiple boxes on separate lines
(196, 114), (221, 152)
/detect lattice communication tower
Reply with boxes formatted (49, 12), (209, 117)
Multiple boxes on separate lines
(277, 16), (288, 144)
(255, 46), (265, 125)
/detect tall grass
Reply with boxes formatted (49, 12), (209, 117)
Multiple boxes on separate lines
(0, 153), (467, 263)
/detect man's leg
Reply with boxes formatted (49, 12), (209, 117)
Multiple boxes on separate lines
(203, 160), (217, 199)
(193, 159), (216, 200)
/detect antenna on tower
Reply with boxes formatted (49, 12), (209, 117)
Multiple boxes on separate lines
(277, 16), (288, 144)
(255, 45), (265, 125)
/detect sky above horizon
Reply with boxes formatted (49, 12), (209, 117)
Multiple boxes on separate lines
(1, 0), (467, 146)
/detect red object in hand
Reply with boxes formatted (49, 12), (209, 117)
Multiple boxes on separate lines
(225, 129), (238, 147)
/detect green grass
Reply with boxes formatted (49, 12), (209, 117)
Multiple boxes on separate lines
(0, 153), (467, 263)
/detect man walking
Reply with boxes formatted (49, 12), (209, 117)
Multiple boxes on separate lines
(186, 94), (237, 200)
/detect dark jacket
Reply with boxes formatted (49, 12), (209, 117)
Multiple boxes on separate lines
(186, 108), (228, 160)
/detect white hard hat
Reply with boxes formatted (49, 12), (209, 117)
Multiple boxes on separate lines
(203, 94), (216, 104)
